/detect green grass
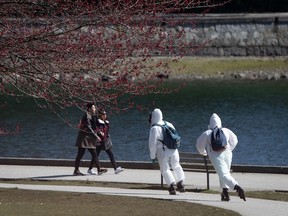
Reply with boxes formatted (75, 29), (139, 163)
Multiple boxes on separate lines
(1, 179), (287, 216)
(0, 188), (240, 216)
(167, 56), (288, 75)
(1, 179), (288, 201)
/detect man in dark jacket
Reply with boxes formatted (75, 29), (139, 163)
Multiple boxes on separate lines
(73, 102), (108, 176)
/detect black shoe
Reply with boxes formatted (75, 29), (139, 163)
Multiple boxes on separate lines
(168, 183), (176, 195)
(221, 188), (230, 201)
(176, 180), (186, 193)
(73, 170), (84, 176)
(234, 185), (246, 201)
(98, 168), (108, 175)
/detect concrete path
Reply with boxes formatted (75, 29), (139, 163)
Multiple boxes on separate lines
(0, 165), (288, 216)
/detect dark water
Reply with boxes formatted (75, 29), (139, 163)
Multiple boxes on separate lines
(1, 79), (288, 166)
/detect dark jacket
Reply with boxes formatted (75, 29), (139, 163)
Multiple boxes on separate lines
(96, 118), (112, 150)
(75, 112), (98, 149)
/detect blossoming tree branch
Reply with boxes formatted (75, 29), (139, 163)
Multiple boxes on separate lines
(0, 0), (229, 132)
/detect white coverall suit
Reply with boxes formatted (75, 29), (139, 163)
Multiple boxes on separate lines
(196, 113), (238, 189)
(148, 108), (185, 186)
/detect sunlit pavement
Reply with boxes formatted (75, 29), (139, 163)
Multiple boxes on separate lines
(0, 165), (288, 216)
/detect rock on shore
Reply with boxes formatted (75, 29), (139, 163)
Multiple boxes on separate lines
(170, 68), (288, 80)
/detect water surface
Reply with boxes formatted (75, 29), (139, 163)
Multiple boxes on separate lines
(0, 79), (287, 166)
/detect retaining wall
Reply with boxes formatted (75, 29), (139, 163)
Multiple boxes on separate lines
(170, 13), (288, 56)
(0, 157), (287, 174)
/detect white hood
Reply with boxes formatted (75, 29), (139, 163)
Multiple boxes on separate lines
(209, 113), (222, 129)
(197, 113), (238, 156)
(151, 108), (164, 126)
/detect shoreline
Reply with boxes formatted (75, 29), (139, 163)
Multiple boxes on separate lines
(0, 157), (287, 174)
(165, 56), (288, 80)
(169, 67), (288, 80)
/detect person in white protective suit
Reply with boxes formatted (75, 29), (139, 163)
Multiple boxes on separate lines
(148, 108), (185, 195)
(196, 113), (246, 201)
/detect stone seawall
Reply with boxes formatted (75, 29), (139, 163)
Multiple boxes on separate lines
(170, 13), (288, 56)
(0, 157), (287, 174)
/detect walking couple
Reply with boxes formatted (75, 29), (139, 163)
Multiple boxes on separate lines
(73, 102), (124, 176)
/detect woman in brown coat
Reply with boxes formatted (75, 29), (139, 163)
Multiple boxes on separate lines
(73, 102), (108, 176)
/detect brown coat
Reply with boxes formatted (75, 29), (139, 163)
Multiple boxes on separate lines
(75, 112), (98, 149)
(75, 131), (97, 149)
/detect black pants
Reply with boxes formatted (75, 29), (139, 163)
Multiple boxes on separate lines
(74, 148), (100, 171)
(96, 147), (117, 170)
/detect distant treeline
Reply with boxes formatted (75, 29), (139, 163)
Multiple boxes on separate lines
(210, 0), (288, 13)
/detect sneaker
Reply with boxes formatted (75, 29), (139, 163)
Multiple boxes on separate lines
(87, 169), (97, 175)
(221, 188), (230, 201)
(115, 167), (124, 174)
(98, 168), (108, 175)
(176, 180), (185, 193)
(73, 170), (84, 176)
(234, 185), (246, 201)
(168, 183), (176, 195)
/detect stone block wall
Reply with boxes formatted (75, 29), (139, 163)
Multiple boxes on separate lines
(171, 13), (288, 56)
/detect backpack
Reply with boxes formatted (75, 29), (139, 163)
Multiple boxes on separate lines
(211, 127), (227, 151)
(153, 121), (181, 149)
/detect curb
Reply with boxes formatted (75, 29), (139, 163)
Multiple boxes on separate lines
(0, 157), (287, 174)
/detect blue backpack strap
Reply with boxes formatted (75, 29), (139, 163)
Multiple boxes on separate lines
(152, 121), (166, 128)
(151, 122), (166, 148)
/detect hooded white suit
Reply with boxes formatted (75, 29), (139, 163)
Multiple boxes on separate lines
(196, 113), (238, 189)
(149, 108), (185, 186)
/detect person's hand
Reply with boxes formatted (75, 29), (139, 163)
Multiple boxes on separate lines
(95, 135), (101, 142)
(151, 158), (157, 163)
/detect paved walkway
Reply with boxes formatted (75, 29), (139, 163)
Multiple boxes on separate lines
(0, 165), (288, 216)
